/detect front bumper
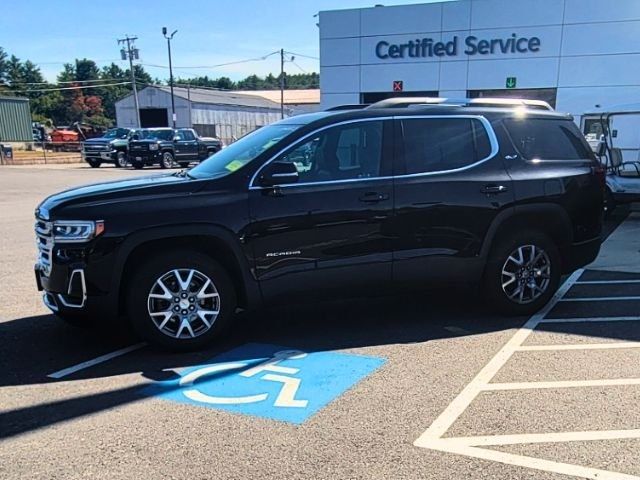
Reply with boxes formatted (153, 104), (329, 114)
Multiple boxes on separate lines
(83, 150), (117, 163)
(128, 150), (161, 165)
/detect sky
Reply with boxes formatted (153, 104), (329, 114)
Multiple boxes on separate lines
(0, 0), (440, 83)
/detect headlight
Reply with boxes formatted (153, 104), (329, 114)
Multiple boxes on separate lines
(52, 220), (105, 242)
(149, 144), (159, 151)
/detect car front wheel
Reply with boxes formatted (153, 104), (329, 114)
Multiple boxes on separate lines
(115, 151), (128, 168)
(483, 230), (561, 316)
(126, 250), (236, 351)
(87, 159), (101, 168)
(160, 151), (174, 169)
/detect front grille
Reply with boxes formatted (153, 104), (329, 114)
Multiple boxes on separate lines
(83, 144), (108, 152)
(130, 144), (147, 151)
(35, 218), (53, 276)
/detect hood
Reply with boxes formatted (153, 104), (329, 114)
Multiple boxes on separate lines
(38, 173), (201, 217)
(84, 136), (114, 145)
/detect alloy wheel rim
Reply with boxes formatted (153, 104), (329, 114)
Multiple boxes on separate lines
(147, 269), (220, 339)
(163, 153), (173, 168)
(117, 152), (127, 167)
(501, 244), (551, 304)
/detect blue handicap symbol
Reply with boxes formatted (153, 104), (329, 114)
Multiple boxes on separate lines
(144, 343), (385, 424)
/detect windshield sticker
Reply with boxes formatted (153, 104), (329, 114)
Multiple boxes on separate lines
(225, 160), (244, 172)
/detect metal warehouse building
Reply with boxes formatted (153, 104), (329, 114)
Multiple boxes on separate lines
(0, 96), (32, 142)
(115, 86), (282, 143)
(319, 0), (640, 118)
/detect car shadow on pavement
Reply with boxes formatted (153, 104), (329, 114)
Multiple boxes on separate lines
(2, 269), (640, 441)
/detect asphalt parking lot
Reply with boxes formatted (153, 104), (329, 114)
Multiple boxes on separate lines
(1, 164), (640, 479)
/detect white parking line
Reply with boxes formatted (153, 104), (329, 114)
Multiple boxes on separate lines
(47, 343), (147, 379)
(485, 378), (640, 391)
(414, 269), (640, 479)
(517, 342), (640, 351)
(575, 280), (640, 285)
(560, 296), (640, 302)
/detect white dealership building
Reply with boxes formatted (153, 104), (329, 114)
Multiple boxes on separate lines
(319, 0), (640, 123)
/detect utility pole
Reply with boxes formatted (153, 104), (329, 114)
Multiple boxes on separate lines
(163, 27), (178, 128)
(118, 35), (141, 128)
(280, 48), (285, 119)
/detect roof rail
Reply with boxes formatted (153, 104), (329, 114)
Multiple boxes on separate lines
(325, 104), (369, 111)
(365, 97), (553, 111)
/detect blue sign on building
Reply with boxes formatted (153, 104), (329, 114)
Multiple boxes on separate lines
(144, 343), (385, 424)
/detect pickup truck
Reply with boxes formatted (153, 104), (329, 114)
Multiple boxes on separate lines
(82, 127), (136, 168)
(128, 127), (223, 169)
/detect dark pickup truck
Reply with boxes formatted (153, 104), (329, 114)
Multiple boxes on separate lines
(128, 128), (223, 169)
(82, 127), (137, 168)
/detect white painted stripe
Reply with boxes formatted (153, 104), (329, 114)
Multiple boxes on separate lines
(560, 296), (640, 302)
(47, 343), (147, 379)
(442, 429), (640, 447)
(485, 378), (640, 391)
(517, 342), (640, 351)
(575, 280), (640, 285)
(414, 269), (583, 444)
(539, 316), (640, 324)
(426, 440), (640, 480)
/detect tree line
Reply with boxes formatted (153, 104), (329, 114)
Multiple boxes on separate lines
(0, 46), (319, 129)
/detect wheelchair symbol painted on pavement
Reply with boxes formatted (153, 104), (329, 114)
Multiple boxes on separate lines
(145, 343), (385, 424)
(179, 350), (309, 408)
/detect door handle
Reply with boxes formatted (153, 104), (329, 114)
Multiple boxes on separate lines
(481, 185), (508, 194)
(359, 192), (389, 203)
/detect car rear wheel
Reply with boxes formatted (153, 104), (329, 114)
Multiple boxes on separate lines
(132, 159), (144, 169)
(483, 230), (561, 316)
(126, 250), (236, 351)
(160, 151), (174, 169)
(115, 151), (128, 168)
(87, 159), (101, 168)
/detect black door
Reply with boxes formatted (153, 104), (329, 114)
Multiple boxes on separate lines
(392, 116), (514, 284)
(247, 120), (394, 300)
(174, 129), (199, 161)
(140, 108), (169, 127)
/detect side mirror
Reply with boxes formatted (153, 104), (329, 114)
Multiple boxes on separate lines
(259, 161), (299, 187)
(131, 134), (139, 141)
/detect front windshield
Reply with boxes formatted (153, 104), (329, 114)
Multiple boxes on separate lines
(189, 124), (301, 179)
(141, 129), (174, 141)
(103, 128), (129, 139)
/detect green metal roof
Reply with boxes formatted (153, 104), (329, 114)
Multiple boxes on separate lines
(0, 96), (32, 142)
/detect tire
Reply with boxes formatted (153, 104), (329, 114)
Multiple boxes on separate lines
(132, 159), (144, 170)
(160, 151), (174, 169)
(126, 250), (237, 351)
(482, 230), (561, 316)
(87, 159), (101, 168)
(115, 151), (128, 168)
(179, 162), (190, 168)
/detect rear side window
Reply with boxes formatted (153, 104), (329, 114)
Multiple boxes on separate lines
(401, 118), (492, 174)
(504, 118), (593, 160)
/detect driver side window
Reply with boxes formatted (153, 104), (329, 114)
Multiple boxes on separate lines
(277, 121), (383, 183)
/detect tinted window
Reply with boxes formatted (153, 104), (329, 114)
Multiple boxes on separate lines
(180, 130), (195, 141)
(504, 118), (593, 160)
(401, 118), (490, 174)
(278, 121), (383, 183)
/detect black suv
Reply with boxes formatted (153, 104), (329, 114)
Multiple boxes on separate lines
(34, 98), (604, 350)
(128, 127), (223, 169)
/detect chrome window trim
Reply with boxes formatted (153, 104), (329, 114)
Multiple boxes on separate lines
(248, 115), (499, 190)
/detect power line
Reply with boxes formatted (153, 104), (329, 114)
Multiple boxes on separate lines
(10, 81), (131, 93)
(7, 78), (128, 86)
(284, 51), (319, 60)
(140, 50), (280, 71)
